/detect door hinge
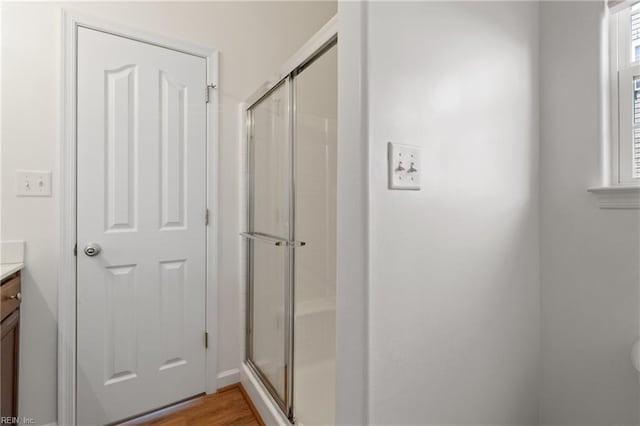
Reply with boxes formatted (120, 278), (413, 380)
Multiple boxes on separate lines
(205, 208), (210, 226)
(205, 84), (216, 103)
(73, 244), (77, 257)
(205, 331), (209, 348)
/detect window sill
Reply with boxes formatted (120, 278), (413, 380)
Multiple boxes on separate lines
(587, 185), (640, 209)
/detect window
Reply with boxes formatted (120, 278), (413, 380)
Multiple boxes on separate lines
(588, 2), (640, 208)
(610, 3), (640, 184)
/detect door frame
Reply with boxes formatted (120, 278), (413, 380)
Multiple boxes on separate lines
(59, 11), (219, 426)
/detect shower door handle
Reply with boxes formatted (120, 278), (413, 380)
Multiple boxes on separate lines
(633, 339), (640, 372)
(240, 233), (306, 247)
(240, 232), (288, 246)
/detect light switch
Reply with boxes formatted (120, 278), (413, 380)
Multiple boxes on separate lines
(388, 142), (420, 190)
(16, 170), (52, 197)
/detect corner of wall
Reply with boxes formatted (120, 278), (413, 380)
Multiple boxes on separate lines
(335, 2), (369, 425)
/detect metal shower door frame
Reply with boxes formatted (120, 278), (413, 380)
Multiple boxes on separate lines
(243, 35), (338, 423)
(244, 76), (295, 419)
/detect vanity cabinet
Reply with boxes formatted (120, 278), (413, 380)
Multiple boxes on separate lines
(1, 272), (21, 418)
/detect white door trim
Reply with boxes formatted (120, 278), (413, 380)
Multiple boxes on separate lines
(59, 11), (219, 426)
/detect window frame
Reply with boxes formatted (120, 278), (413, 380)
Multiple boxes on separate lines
(609, 6), (640, 185)
(588, 6), (640, 208)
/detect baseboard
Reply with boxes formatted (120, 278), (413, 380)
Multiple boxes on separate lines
(240, 362), (290, 426)
(216, 368), (240, 389)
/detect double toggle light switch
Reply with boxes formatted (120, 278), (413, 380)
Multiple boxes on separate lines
(388, 142), (421, 190)
(16, 170), (52, 197)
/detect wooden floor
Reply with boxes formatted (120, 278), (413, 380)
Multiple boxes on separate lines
(119, 384), (264, 426)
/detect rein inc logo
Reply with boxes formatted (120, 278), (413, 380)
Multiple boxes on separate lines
(0, 418), (35, 424)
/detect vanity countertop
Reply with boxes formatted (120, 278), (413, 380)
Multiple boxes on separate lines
(1, 263), (24, 281)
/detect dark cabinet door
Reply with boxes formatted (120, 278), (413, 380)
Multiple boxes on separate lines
(1, 309), (19, 418)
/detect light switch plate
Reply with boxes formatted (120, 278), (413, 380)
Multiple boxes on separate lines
(16, 170), (52, 197)
(388, 142), (421, 190)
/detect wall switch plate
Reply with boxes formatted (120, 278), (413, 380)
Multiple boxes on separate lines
(388, 142), (421, 190)
(16, 170), (52, 197)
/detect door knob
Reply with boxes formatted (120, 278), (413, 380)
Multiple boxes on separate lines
(84, 243), (102, 257)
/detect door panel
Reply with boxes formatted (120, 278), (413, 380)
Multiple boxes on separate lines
(103, 264), (137, 386)
(293, 43), (337, 426)
(250, 241), (287, 400)
(246, 81), (291, 411)
(160, 71), (188, 230)
(251, 82), (290, 238)
(76, 27), (207, 425)
(104, 64), (137, 232)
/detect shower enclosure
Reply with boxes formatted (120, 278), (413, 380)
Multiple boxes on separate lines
(242, 32), (337, 425)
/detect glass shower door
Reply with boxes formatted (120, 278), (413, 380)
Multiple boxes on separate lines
(245, 80), (292, 415)
(245, 38), (337, 424)
(293, 42), (337, 426)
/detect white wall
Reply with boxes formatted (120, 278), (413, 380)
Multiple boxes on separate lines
(0, 2), (335, 424)
(366, 2), (541, 424)
(539, 3), (640, 425)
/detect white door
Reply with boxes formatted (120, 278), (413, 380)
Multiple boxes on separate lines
(76, 27), (208, 425)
